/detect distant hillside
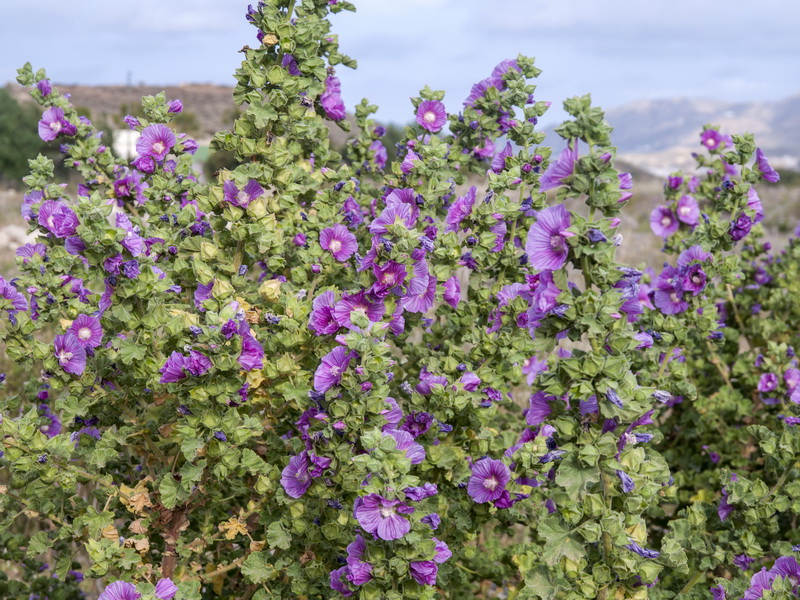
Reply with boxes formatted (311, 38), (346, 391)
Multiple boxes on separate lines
(605, 95), (800, 175)
(6, 82), (354, 147)
(7, 83), (237, 138)
(7, 82), (800, 176)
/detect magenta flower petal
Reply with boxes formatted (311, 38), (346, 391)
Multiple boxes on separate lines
(154, 578), (178, 600)
(313, 346), (352, 393)
(320, 224), (358, 262)
(309, 290), (340, 335)
(98, 581), (141, 600)
(38, 200), (79, 238)
(321, 75), (346, 121)
(416, 100), (447, 132)
(676, 195), (699, 226)
(525, 204), (571, 271)
(445, 186), (477, 233)
(354, 493), (411, 541)
(443, 276), (461, 309)
(467, 458), (510, 503)
(755, 148), (780, 183)
(650, 206), (679, 238)
(136, 124), (176, 160)
(68, 314), (103, 348)
(54, 333), (86, 375)
(539, 142), (577, 191)
(281, 452), (312, 498)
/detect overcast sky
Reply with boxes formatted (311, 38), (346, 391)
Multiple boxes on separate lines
(2, 0), (799, 126)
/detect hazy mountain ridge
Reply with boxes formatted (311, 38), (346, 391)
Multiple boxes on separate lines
(603, 95), (800, 175)
(7, 82), (799, 175)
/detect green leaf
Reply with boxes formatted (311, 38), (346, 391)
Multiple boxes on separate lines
(241, 551), (278, 584)
(267, 521), (292, 550)
(26, 531), (52, 557)
(538, 515), (586, 566)
(555, 455), (600, 499)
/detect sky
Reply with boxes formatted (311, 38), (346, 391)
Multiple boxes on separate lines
(2, 0), (800, 126)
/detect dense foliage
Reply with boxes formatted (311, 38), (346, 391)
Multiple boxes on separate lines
(0, 1), (797, 599)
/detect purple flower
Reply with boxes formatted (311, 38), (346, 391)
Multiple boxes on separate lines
(525, 204), (572, 271)
(681, 264), (707, 296)
(385, 429), (425, 464)
(354, 493), (412, 540)
(68, 314), (103, 348)
(467, 457), (510, 503)
(370, 261), (407, 298)
(238, 330), (264, 371)
(159, 350), (210, 383)
(401, 266), (437, 314)
(223, 179), (264, 208)
(185, 350), (212, 376)
(36, 79), (52, 96)
(747, 187), (764, 223)
(321, 75), (346, 121)
(409, 561), (438, 586)
(136, 124), (176, 160)
(0, 277), (28, 315)
(194, 280), (214, 310)
(314, 346), (352, 392)
(39, 403), (62, 438)
(742, 569), (776, 600)
(404, 483), (438, 501)
(329, 567), (353, 597)
(624, 542), (660, 559)
(154, 578), (178, 600)
(676, 195), (699, 226)
(320, 224), (358, 262)
(416, 100), (447, 132)
(710, 585), (727, 600)
(122, 260), (140, 279)
(401, 149), (421, 174)
(334, 290), (385, 331)
(370, 200), (415, 234)
(785, 368), (800, 392)
(718, 473), (738, 521)
(459, 371), (481, 392)
(701, 129), (723, 151)
(278, 54), (302, 78)
(98, 581), (141, 600)
(38, 107), (76, 142)
(54, 333), (86, 375)
(730, 213), (753, 241)
(421, 513), (440, 530)
(735, 554), (756, 571)
(677, 245), (711, 268)
(167, 99), (183, 114)
(539, 142), (577, 191)
(650, 206), (679, 237)
(652, 289), (689, 315)
(755, 148), (780, 183)
(344, 535), (373, 586)
(433, 537), (452, 563)
(309, 291), (339, 335)
(464, 77), (501, 107)
(369, 140), (387, 169)
(616, 469), (635, 493)
(445, 186), (477, 233)
(38, 200), (79, 238)
(281, 452), (312, 498)
(758, 373), (778, 393)
(443, 276), (461, 309)
(525, 391), (553, 426)
(491, 142), (513, 173)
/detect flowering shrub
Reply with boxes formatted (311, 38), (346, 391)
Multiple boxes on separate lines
(0, 1), (796, 599)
